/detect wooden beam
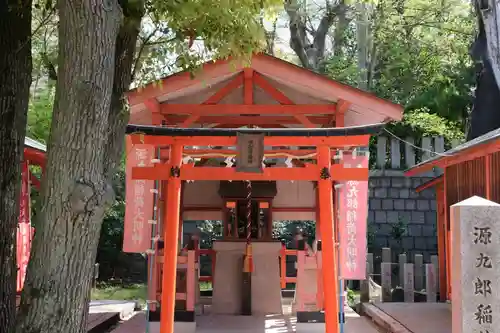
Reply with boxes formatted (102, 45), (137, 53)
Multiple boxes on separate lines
(294, 114), (316, 128)
(160, 104), (336, 115)
(243, 68), (253, 105)
(144, 98), (161, 113)
(129, 133), (371, 147)
(180, 115), (199, 128)
(165, 115), (330, 125)
(144, 98), (165, 125)
(211, 123), (288, 129)
(335, 99), (350, 127)
(132, 163), (368, 181)
(203, 73), (244, 104)
(177, 73), (246, 128)
(254, 72), (294, 104)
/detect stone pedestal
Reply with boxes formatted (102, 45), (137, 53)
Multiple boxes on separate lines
(251, 241), (283, 315)
(451, 196), (500, 333)
(211, 241), (282, 315)
(211, 241), (246, 315)
(294, 252), (321, 312)
(148, 321), (195, 333)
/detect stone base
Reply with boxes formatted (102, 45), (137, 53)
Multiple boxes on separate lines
(296, 322), (325, 333)
(148, 310), (195, 322)
(296, 311), (325, 323)
(148, 321), (196, 333)
(211, 241), (283, 315)
(212, 241), (246, 314)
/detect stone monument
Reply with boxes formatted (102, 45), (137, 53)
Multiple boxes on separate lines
(451, 196), (500, 333)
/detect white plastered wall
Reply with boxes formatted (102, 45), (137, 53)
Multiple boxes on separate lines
(181, 180), (316, 221)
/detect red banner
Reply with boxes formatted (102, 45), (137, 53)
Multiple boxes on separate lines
(339, 153), (369, 280)
(17, 161), (32, 292)
(123, 136), (155, 253)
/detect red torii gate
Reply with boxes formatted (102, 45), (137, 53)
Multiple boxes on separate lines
(128, 125), (379, 333)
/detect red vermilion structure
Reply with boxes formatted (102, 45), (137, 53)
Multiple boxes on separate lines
(405, 127), (500, 302)
(17, 137), (46, 293)
(123, 53), (403, 333)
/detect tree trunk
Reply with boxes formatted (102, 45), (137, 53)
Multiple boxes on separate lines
(285, 0), (348, 71)
(105, 2), (145, 179)
(0, 1), (32, 332)
(467, 0), (500, 140)
(475, 0), (500, 90)
(15, 1), (121, 332)
(356, 2), (369, 90)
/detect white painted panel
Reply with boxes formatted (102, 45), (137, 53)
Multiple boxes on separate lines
(272, 211), (315, 221)
(183, 211), (223, 221)
(273, 181), (315, 208)
(183, 181), (223, 207)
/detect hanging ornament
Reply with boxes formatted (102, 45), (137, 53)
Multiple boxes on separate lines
(225, 156), (234, 168)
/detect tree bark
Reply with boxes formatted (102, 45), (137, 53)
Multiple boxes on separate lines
(285, 0), (348, 71)
(467, 0), (500, 140)
(15, 1), (121, 332)
(105, 1), (145, 179)
(475, 0), (500, 90)
(0, 1), (32, 332)
(356, 2), (369, 90)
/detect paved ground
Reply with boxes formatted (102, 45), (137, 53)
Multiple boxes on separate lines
(89, 300), (137, 320)
(372, 303), (451, 333)
(110, 300), (382, 333)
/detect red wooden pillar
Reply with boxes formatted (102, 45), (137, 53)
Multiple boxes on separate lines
(317, 145), (339, 333)
(436, 182), (447, 301)
(443, 170), (451, 301)
(160, 143), (183, 333)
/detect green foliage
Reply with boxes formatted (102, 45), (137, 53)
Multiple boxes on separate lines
(272, 220), (315, 247)
(398, 109), (464, 141)
(27, 87), (54, 143)
(134, 0), (282, 83)
(91, 283), (147, 306)
(346, 288), (357, 307)
(197, 220), (223, 249)
(322, 0), (475, 139)
(96, 170), (127, 274)
(390, 216), (407, 241)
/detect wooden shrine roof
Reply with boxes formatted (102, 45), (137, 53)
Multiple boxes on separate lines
(126, 53), (403, 128)
(25, 137), (46, 153)
(406, 127), (500, 176)
(24, 137), (46, 166)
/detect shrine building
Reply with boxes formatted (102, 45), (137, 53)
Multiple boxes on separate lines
(123, 53), (403, 333)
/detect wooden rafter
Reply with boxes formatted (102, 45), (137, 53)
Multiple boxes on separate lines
(335, 99), (350, 127)
(160, 104), (336, 115)
(325, 99), (350, 127)
(165, 115), (330, 126)
(144, 98), (165, 125)
(254, 72), (318, 128)
(179, 73), (245, 127)
(203, 73), (244, 104)
(243, 68), (253, 105)
(211, 123), (288, 129)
